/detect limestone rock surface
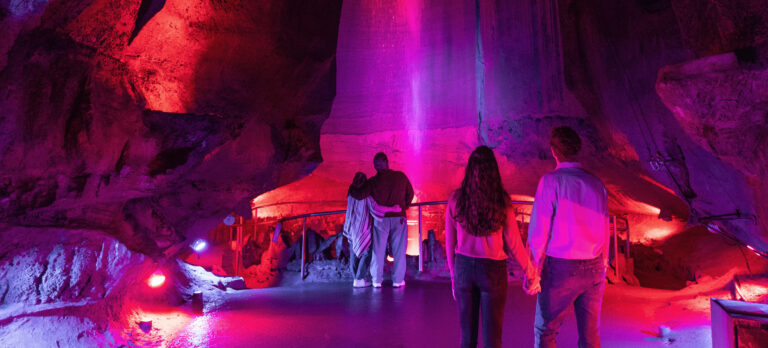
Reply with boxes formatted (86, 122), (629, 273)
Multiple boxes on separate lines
(0, 0), (343, 257)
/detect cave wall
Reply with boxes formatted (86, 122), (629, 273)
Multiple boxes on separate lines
(1, 0), (767, 303)
(255, 0), (768, 254)
(0, 0), (344, 324)
(0, 0), (343, 258)
(255, 0), (688, 228)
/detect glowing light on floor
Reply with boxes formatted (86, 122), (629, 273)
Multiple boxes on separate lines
(148, 270), (166, 288)
(184, 315), (212, 346)
(191, 239), (208, 252)
(387, 255), (394, 262)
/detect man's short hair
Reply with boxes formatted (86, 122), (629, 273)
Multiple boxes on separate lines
(373, 152), (388, 163)
(550, 126), (581, 159)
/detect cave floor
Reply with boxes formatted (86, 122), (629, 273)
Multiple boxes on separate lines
(167, 280), (712, 347)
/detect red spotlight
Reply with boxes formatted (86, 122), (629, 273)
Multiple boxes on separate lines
(148, 270), (166, 288)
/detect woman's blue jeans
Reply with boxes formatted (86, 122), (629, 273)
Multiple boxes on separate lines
(454, 254), (508, 348)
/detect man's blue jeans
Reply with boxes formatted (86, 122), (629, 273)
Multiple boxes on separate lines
(535, 256), (605, 348)
(369, 216), (407, 284)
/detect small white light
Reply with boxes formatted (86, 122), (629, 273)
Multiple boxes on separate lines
(191, 239), (208, 252)
(148, 270), (166, 288)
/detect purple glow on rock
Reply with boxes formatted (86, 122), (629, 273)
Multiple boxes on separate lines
(191, 240), (208, 252)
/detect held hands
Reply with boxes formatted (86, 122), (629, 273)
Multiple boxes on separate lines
(523, 270), (541, 295)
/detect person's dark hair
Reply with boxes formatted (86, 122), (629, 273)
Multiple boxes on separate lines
(550, 126), (581, 160)
(348, 172), (369, 200)
(373, 152), (388, 164)
(454, 146), (509, 237)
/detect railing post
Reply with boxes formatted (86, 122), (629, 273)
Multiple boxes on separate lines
(301, 217), (307, 281)
(234, 216), (243, 277)
(625, 218), (631, 259)
(418, 205), (423, 272)
(612, 216), (619, 279)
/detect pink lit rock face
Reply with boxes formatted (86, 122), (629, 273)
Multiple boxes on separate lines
(0, 0), (342, 256)
(256, 0), (768, 257)
(0, 0), (343, 337)
(256, 0), (689, 228)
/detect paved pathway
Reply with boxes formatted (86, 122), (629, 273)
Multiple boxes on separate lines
(169, 280), (712, 347)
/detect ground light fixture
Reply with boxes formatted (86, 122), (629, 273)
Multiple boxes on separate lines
(148, 270), (166, 288)
(191, 239), (208, 252)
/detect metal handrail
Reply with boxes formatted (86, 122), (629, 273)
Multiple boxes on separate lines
(273, 199), (634, 282)
(278, 200), (535, 279)
(278, 200), (450, 223)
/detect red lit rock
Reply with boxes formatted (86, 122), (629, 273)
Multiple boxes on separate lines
(0, 0), (343, 256)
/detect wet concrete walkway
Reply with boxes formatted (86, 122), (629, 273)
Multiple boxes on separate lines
(170, 280), (712, 347)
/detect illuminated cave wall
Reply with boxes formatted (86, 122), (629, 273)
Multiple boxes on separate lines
(0, 0), (343, 310)
(255, 0), (768, 255)
(1, 0), (768, 298)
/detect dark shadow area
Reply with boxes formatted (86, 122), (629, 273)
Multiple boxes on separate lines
(129, 0), (166, 44)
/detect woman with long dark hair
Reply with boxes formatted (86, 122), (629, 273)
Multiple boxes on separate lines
(343, 172), (401, 287)
(445, 146), (535, 348)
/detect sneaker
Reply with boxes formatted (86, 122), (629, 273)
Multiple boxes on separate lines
(392, 280), (406, 288)
(353, 279), (371, 288)
(372, 282), (382, 288)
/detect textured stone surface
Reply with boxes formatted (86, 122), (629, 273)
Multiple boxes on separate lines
(254, 0), (768, 257)
(671, 0), (768, 56)
(555, 0), (765, 250)
(0, 0), (343, 257)
(657, 50), (768, 248)
(0, 225), (145, 307)
(256, 0), (689, 233)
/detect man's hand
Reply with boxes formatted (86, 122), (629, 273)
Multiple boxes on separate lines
(523, 274), (541, 295)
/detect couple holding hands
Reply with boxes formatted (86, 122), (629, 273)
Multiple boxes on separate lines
(446, 126), (609, 348)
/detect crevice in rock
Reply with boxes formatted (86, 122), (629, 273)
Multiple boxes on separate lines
(114, 141), (130, 174)
(78, 275), (92, 298)
(34, 259), (50, 303)
(147, 147), (195, 176)
(63, 74), (93, 156)
(128, 0), (166, 45)
(67, 174), (90, 196)
(0, 282), (9, 305)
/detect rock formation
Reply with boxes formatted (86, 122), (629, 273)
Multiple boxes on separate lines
(256, 0), (768, 254)
(0, 0), (342, 256)
(0, 0), (343, 342)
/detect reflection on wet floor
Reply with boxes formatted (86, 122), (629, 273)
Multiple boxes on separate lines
(168, 280), (712, 347)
